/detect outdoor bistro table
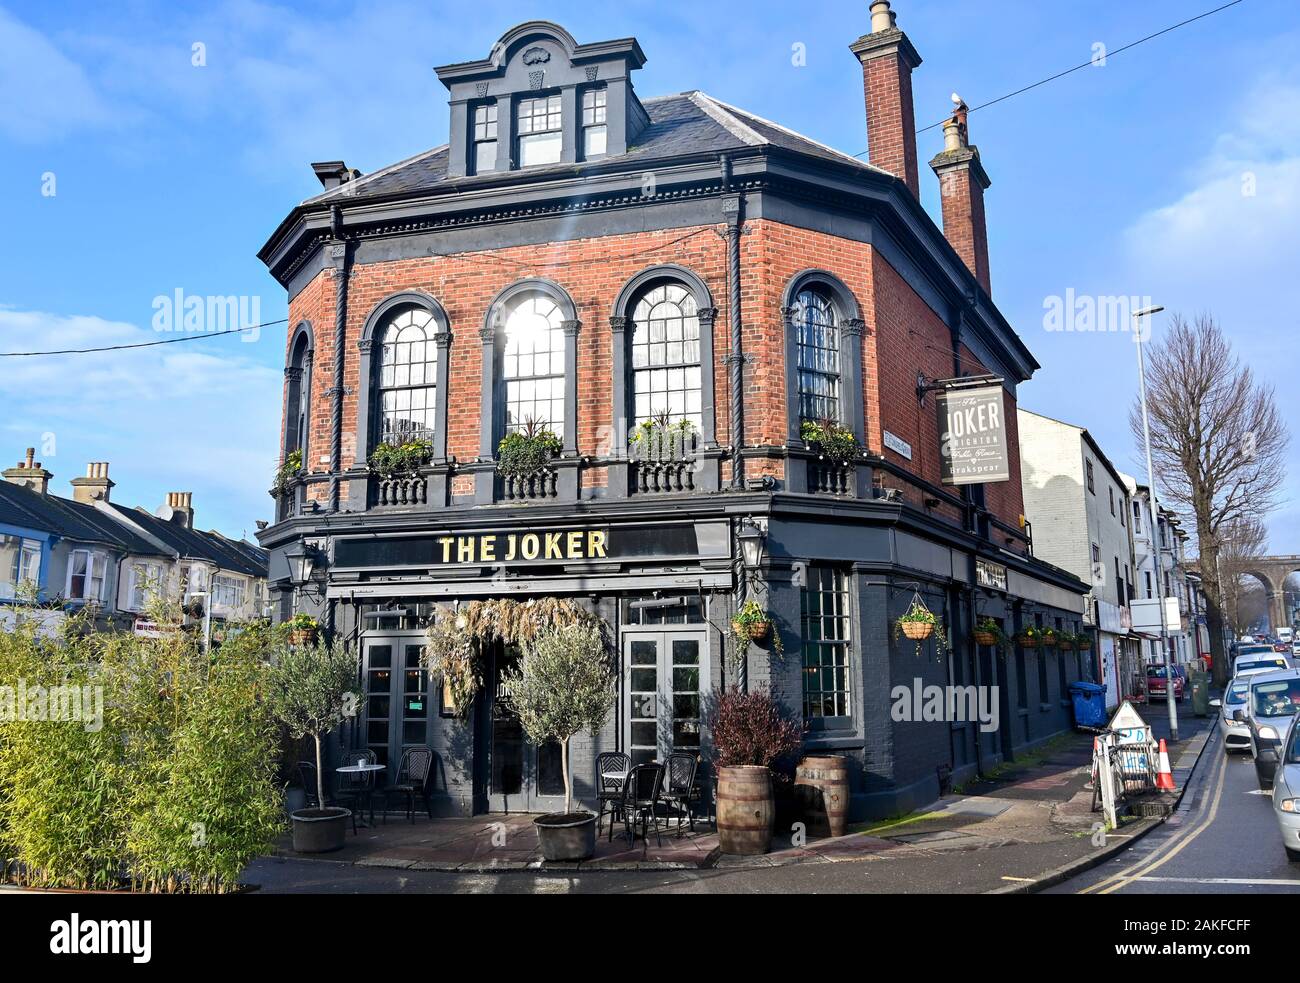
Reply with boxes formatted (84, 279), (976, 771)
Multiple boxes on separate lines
(335, 763), (385, 827)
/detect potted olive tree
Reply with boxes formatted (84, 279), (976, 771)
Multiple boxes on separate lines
(506, 622), (614, 861)
(266, 637), (359, 853)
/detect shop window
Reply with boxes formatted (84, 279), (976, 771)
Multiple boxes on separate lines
(801, 565), (852, 723)
(630, 283), (702, 430)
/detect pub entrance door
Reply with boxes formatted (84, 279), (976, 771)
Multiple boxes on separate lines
(360, 632), (433, 769)
(475, 642), (568, 814)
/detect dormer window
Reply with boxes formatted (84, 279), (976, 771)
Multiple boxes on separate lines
(473, 104), (498, 174)
(582, 88), (607, 159)
(517, 95), (563, 167)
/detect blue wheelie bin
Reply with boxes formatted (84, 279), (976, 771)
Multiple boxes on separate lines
(1068, 681), (1107, 729)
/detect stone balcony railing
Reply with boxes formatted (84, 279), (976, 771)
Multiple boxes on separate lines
(501, 468), (559, 501)
(375, 474), (428, 507)
(806, 458), (854, 496)
(630, 430), (699, 493)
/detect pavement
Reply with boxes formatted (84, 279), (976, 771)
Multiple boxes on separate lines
(247, 701), (1217, 893)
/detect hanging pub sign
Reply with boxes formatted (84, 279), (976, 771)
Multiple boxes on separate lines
(937, 383), (1011, 485)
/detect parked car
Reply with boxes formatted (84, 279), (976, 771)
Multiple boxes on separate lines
(1142, 664), (1185, 703)
(1270, 717), (1300, 861)
(1210, 677), (1252, 753)
(1235, 669), (1300, 789)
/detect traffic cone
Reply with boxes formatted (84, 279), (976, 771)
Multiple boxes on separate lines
(1155, 739), (1175, 791)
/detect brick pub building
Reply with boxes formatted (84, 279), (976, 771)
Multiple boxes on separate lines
(258, 2), (1088, 819)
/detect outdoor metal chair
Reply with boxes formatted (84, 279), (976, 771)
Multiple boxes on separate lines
(379, 746), (437, 823)
(621, 762), (665, 853)
(296, 761), (321, 809)
(335, 748), (378, 832)
(661, 752), (700, 836)
(595, 751), (631, 840)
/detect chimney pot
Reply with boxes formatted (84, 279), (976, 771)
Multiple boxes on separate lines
(870, 0), (897, 33)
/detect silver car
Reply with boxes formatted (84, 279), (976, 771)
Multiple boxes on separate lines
(1271, 717), (1300, 861)
(1211, 677), (1252, 752)
(1238, 669), (1300, 789)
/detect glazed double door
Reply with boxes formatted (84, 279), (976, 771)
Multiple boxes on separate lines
(360, 633), (431, 769)
(623, 630), (708, 768)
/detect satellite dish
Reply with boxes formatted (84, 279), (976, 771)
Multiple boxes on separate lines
(157, 504), (175, 521)
(951, 91), (963, 105)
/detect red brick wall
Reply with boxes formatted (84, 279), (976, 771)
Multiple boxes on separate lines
(280, 217), (1027, 534)
(937, 167), (991, 293)
(861, 54), (920, 198)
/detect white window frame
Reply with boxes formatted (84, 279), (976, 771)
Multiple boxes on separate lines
(212, 574), (247, 612)
(66, 549), (108, 603)
(1, 535), (42, 599)
(127, 561), (164, 612)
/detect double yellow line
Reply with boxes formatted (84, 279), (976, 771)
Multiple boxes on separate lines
(1079, 734), (1228, 895)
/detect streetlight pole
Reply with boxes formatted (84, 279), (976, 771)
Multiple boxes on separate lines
(1133, 304), (1178, 741)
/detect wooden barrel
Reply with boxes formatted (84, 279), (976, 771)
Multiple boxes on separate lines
(716, 765), (773, 855)
(795, 755), (850, 837)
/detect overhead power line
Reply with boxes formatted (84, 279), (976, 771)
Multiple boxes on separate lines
(0, 321), (287, 357)
(855, 0), (1248, 156)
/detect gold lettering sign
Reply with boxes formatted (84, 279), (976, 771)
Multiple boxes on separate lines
(434, 528), (610, 565)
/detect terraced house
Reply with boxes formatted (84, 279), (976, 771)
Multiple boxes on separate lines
(258, 4), (1087, 819)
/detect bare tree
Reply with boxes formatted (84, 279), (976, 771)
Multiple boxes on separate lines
(1215, 515), (1268, 636)
(1130, 313), (1288, 686)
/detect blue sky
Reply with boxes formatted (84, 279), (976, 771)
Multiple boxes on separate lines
(1, 0), (1296, 551)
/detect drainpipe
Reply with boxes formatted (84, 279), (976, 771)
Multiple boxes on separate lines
(327, 206), (351, 513)
(720, 155), (745, 489)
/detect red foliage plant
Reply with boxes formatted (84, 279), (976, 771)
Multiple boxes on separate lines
(708, 686), (804, 781)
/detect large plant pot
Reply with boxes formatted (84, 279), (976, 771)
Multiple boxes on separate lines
(717, 765), (774, 855)
(794, 755), (850, 837)
(534, 812), (597, 862)
(290, 807), (351, 853)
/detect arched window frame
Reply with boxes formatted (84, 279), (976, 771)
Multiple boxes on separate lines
(479, 279), (580, 459)
(354, 291), (452, 468)
(781, 271), (865, 447)
(283, 321), (315, 465)
(610, 265), (717, 457)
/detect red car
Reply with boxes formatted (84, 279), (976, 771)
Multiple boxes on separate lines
(1143, 665), (1185, 703)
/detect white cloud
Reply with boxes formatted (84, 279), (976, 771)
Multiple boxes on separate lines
(1120, 74), (1300, 552)
(0, 7), (120, 142)
(0, 309), (282, 539)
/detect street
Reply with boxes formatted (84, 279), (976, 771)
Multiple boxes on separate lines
(1053, 724), (1300, 894)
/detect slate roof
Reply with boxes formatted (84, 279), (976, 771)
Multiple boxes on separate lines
(105, 505), (268, 578)
(0, 482), (267, 578)
(0, 482), (163, 555)
(303, 91), (885, 206)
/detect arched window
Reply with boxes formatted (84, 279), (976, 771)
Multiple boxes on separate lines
(630, 283), (702, 430)
(284, 323), (314, 462)
(792, 288), (840, 424)
(377, 306), (438, 445)
(501, 292), (565, 439)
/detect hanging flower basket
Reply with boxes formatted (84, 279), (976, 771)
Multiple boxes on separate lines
(900, 619), (934, 641)
(1040, 629), (1058, 648)
(737, 618), (772, 642)
(728, 599), (782, 661)
(974, 629), (998, 647)
(893, 593), (947, 658)
(284, 613), (319, 647)
(1058, 632), (1076, 651)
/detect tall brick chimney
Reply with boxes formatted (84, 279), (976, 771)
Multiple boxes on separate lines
(850, 0), (923, 199)
(161, 491), (194, 529)
(929, 97), (992, 294)
(70, 462), (114, 504)
(2, 448), (52, 495)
